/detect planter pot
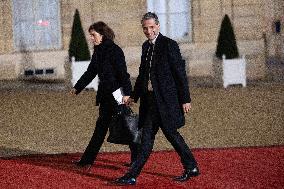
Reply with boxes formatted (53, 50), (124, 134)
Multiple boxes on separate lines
(71, 57), (98, 91)
(222, 55), (246, 88)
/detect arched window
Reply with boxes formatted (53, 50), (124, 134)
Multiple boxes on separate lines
(12, 0), (61, 51)
(147, 0), (192, 41)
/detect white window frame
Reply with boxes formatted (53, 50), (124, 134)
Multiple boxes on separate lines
(12, 0), (62, 51)
(147, 0), (192, 41)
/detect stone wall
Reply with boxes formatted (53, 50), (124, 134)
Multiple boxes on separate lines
(0, 51), (67, 80)
(263, 0), (284, 58)
(60, 0), (146, 49)
(0, 0), (282, 81)
(0, 0), (13, 54)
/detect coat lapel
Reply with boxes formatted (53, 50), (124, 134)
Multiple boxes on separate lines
(153, 34), (169, 66)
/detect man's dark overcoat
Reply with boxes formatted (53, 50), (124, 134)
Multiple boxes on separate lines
(132, 34), (191, 130)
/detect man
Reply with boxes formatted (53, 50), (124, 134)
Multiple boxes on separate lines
(114, 12), (199, 185)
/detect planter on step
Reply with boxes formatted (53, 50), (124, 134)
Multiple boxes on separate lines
(71, 57), (98, 91)
(222, 55), (246, 88)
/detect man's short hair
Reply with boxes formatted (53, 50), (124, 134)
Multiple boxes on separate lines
(141, 12), (159, 25)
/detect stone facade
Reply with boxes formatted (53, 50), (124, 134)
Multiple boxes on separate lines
(0, 0), (283, 81)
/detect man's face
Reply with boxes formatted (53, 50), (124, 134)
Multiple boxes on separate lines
(142, 18), (160, 40)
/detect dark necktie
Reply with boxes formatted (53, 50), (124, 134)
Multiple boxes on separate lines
(145, 43), (154, 91)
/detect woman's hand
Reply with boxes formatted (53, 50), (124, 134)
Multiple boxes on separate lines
(182, 103), (191, 114)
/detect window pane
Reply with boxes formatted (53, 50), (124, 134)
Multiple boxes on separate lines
(12, 0), (61, 51)
(157, 13), (167, 36)
(169, 13), (188, 39)
(169, 0), (188, 13)
(147, 0), (154, 11)
(168, 0), (189, 39)
(13, 1), (34, 21)
(37, 0), (58, 18)
(35, 0), (60, 49)
(154, 0), (167, 13)
(148, 0), (167, 13)
(15, 21), (35, 49)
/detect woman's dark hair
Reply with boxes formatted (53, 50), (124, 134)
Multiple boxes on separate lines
(88, 21), (115, 41)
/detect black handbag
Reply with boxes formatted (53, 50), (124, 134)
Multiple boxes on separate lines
(107, 105), (142, 145)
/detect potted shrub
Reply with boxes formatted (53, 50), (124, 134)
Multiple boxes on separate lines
(67, 9), (98, 90)
(214, 14), (246, 88)
(68, 9), (90, 61)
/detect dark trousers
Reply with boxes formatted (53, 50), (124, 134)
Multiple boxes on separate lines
(127, 92), (197, 178)
(79, 100), (139, 165)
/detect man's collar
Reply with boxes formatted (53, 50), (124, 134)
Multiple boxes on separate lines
(149, 33), (159, 45)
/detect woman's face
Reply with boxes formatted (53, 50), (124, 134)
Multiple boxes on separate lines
(89, 30), (103, 46)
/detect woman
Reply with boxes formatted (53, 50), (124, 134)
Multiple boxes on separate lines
(70, 21), (138, 170)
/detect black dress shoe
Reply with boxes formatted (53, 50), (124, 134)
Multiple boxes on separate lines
(114, 175), (136, 185)
(173, 167), (200, 182)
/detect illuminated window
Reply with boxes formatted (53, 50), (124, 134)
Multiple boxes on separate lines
(147, 0), (192, 40)
(12, 0), (61, 51)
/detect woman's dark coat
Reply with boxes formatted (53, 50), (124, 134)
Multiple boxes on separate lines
(131, 34), (191, 129)
(74, 39), (132, 105)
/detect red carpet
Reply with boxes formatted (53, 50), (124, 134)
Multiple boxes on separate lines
(0, 146), (283, 189)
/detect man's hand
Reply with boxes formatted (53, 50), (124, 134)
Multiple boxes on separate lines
(122, 96), (130, 104)
(125, 97), (134, 106)
(70, 88), (77, 96)
(182, 103), (191, 114)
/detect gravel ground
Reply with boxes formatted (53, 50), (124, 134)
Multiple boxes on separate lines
(0, 81), (283, 157)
